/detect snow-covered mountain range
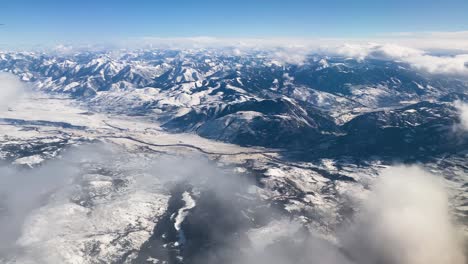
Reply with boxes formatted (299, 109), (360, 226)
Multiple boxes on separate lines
(2, 49), (467, 153)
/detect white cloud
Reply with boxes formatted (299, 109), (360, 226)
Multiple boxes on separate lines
(0, 147), (84, 250)
(126, 34), (468, 76)
(328, 43), (468, 77)
(342, 166), (465, 264)
(454, 100), (468, 132)
(329, 43), (424, 60)
(270, 47), (311, 65)
(130, 37), (317, 65)
(0, 72), (25, 110)
(405, 54), (468, 76)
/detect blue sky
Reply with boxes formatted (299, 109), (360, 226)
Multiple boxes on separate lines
(1, 0), (468, 46)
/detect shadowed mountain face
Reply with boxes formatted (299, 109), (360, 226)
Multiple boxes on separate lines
(164, 98), (339, 148)
(325, 102), (468, 160)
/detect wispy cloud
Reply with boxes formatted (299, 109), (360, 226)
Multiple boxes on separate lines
(0, 146), (86, 252)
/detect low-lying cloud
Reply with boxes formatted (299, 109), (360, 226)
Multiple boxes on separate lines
(455, 100), (468, 132)
(341, 166), (465, 264)
(0, 72), (25, 110)
(0, 144), (112, 255)
(329, 43), (468, 78)
(1, 143), (465, 264)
